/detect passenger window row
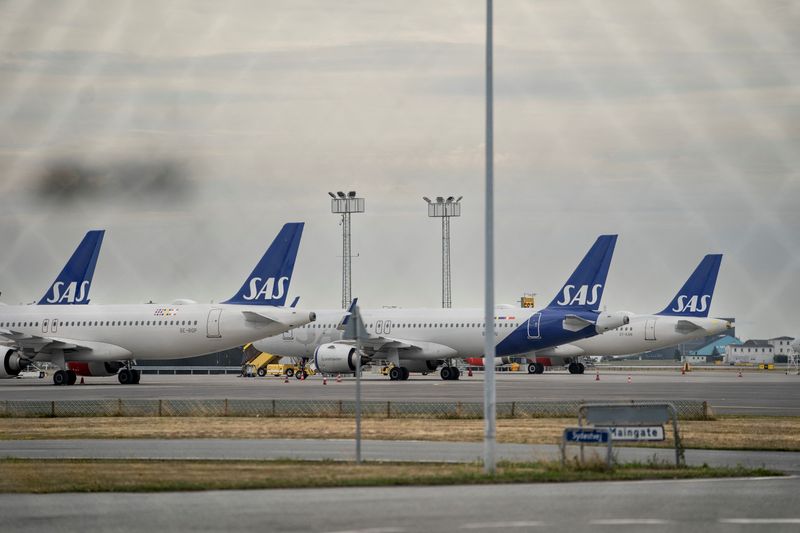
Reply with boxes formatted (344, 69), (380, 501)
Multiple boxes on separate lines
(0, 320), (199, 328)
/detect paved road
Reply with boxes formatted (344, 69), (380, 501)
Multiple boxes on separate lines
(2, 438), (799, 473)
(2, 372), (799, 415)
(2, 476), (798, 532)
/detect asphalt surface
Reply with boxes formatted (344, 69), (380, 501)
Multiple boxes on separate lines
(2, 438), (799, 473)
(2, 476), (798, 532)
(2, 371), (799, 415)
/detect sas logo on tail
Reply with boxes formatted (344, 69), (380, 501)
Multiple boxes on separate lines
(556, 284), (602, 307)
(242, 276), (289, 301)
(46, 281), (90, 304)
(672, 295), (711, 313)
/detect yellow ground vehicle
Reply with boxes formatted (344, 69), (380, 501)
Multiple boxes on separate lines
(242, 344), (316, 378)
(264, 363), (316, 378)
(241, 343), (282, 377)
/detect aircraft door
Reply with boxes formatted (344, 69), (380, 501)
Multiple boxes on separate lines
(376, 320), (383, 334)
(42, 319), (49, 333)
(645, 318), (657, 341)
(282, 329), (294, 340)
(527, 312), (541, 339)
(51, 319), (58, 333)
(384, 320), (392, 334)
(206, 309), (222, 338)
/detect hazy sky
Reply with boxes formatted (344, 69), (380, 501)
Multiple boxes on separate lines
(0, 0), (798, 340)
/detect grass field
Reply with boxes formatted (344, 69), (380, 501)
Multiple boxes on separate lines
(1, 415), (798, 451)
(0, 458), (780, 493)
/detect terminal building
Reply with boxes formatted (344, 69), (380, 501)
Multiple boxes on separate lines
(725, 336), (796, 365)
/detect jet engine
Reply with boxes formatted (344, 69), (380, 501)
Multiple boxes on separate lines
(66, 361), (125, 377)
(399, 360), (442, 373)
(314, 343), (366, 373)
(595, 311), (632, 333)
(0, 348), (26, 379)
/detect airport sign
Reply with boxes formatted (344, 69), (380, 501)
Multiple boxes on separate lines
(606, 425), (665, 441)
(563, 428), (611, 444)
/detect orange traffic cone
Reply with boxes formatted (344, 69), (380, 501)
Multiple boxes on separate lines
(627, 375), (632, 384)
(284, 375), (289, 383)
(681, 366), (686, 376)
(738, 369), (743, 378)
(336, 374), (342, 383)
(80, 377), (85, 385)
(468, 368), (473, 377)
(323, 376), (327, 385)
(595, 370), (600, 381)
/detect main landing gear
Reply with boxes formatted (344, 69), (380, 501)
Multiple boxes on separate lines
(53, 369), (77, 386)
(567, 362), (585, 375)
(118, 368), (141, 385)
(440, 366), (460, 381)
(527, 362), (545, 374)
(388, 366), (410, 381)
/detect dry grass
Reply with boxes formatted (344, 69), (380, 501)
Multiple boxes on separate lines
(0, 459), (777, 493)
(1, 415), (798, 450)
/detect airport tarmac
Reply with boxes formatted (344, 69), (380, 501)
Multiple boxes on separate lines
(2, 371), (799, 415)
(2, 476), (798, 533)
(2, 438), (798, 473)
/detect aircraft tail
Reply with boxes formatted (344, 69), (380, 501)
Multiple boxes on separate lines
(38, 230), (105, 305)
(656, 254), (722, 317)
(546, 235), (618, 311)
(223, 222), (304, 307)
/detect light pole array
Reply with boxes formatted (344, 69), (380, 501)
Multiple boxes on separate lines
(328, 191), (365, 309)
(423, 196), (462, 308)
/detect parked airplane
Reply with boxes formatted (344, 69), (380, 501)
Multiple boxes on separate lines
(527, 254), (732, 373)
(252, 235), (629, 380)
(38, 230), (105, 305)
(0, 223), (316, 385)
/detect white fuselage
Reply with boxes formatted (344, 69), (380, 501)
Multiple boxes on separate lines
(254, 307), (539, 360)
(0, 303), (314, 363)
(556, 314), (732, 358)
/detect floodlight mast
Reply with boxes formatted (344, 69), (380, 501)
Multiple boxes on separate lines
(329, 191), (365, 309)
(424, 195), (462, 308)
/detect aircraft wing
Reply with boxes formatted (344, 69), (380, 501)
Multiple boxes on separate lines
(337, 299), (456, 358)
(334, 335), (458, 359)
(0, 328), (129, 359)
(0, 328), (79, 355)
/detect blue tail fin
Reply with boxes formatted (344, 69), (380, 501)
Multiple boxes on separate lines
(546, 235), (618, 311)
(656, 254), (722, 317)
(38, 230), (105, 305)
(223, 222), (304, 306)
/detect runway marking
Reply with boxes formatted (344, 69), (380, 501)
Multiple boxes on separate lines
(715, 405), (800, 411)
(719, 518), (800, 524)
(460, 521), (545, 529)
(324, 528), (406, 533)
(589, 519), (672, 525)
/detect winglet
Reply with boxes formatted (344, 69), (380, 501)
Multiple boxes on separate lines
(657, 254), (722, 317)
(38, 230), (105, 305)
(223, 222), (304, 307)
(546, 235), (617, 311)
(342, 300), (368, 341)
(338, 298), (358, 328)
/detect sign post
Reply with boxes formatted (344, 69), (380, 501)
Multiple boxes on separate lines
(561, 427), (612, 468)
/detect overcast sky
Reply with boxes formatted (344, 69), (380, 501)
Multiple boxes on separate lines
(0, 0), (798, 339)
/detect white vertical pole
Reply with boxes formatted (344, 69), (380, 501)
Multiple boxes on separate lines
(355, 306), (362, 464)
(483, 0), (496, 475)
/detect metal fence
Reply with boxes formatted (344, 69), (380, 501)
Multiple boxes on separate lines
(0, 399), (713, 420)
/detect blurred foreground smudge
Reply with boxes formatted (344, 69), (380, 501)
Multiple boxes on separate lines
(35, 159), (193, 203)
